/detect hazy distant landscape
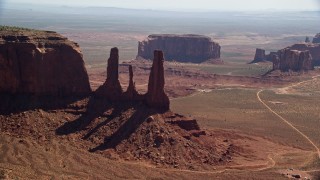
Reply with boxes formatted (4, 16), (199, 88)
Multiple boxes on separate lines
(1, 3), (319, 65)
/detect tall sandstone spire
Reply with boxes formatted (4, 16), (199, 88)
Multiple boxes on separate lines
(145, 50), (170, 110)
(123, 65), (140, 100)
(95, 47), (122, 100)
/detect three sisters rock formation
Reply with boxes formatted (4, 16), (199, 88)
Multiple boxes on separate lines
(96, 47), (170, 110)
(0, 29), (170, 111)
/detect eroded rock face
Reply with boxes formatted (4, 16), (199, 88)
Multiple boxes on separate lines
(95, 47), (122, 100)
(274, 48), (314, 72)
(266, 52), (278, 61)
(312, 33), (320, 43)
(137, 34), (221, 63)
(96, 48), (169, 109)
(0, 30), (91, 96)
(286, 43), (320, 65)
(253, 48), (265, 63)
(145, 50), (170, 110)
(272, 54), (280, 70)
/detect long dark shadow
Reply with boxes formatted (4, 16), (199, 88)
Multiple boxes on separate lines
(0, 93), (87, 115)
(82, 104), (129, 140)
(89, 107), (156, 152)
(55, 96), (113, 135)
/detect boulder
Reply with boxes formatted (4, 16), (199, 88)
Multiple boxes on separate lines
(137, 34), (220, 63)
(95, 47), (123, 100)
(145, 50), (170, 110)
(0, 29), (91, 96)
(275, 48), (313, 72)
(312, 33), (320, 43)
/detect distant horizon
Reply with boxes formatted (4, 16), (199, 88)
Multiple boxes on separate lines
(3, 0), (320, 12)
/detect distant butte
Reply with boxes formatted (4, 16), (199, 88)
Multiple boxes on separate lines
(273, 49), (314, 72)
(137, 34), (221, 63)
(312, 33), (320, 43)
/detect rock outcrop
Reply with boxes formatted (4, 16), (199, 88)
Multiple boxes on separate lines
(272, 54), (280, 70)
(96, 48), (169, 110)
(285, 43), (320, 65)
(137, 34), (221, 63)
(0, 29), (91, 96)
(123, 65), (140, 100)
(312, 33), (320, 43)
(266, 52), (278, 61)
(145, 50), (170, 110)
(250, 49), (277, 63)
(273, 48), (313, 72)
(254, 48), (266, 62)
(252, 48), (266, 63)
(95, 48), (123, 100)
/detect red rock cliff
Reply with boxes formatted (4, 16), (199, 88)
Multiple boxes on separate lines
(285, 43), (320, 66)
(0, 29), (91, 96)
(145, 50), (170, 110)
(274, 48), (314, 72)
(95, 47), (123, 100)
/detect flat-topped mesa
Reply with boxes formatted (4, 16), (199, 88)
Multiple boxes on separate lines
(0, 28), (91, 96)
(312, 33), (320, 43)
(146, 50), (170, 110)
(274, 48), (314, 72)
(137, 34), (221, 63)
(95, 47), (123, 100)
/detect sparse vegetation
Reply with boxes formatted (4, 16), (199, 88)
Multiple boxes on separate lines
(0, 25), (38, 32)
(199, 63), (272, 76)
(171, 88), (317, 150)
